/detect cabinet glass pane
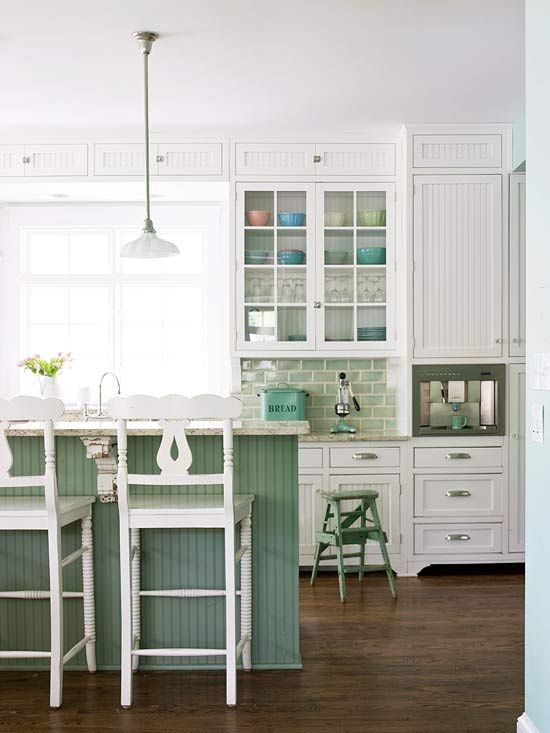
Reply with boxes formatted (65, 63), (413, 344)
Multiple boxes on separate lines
(244, 191), (274, 226)
(278, 267), (306, 304)
(325, 306), (354, 342)
(357, 269), (386, 304)
(357, 230), (386, 265)
(357, 305), (386, 342)
(278, 306), (307, 342)
(324, 267), (354, 304)
(324, 230), (353, 265)
(245, 306), (275, 342)
(324, 191), (353, 227)
(356, 191), (386, 227)
(277, 191), (307, 227)
(245, 268), (274, 304)
(277, 230), (307, 265)
(245, 230), (274, 264)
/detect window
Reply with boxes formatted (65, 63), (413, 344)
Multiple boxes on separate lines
(13, 204), (229, 402)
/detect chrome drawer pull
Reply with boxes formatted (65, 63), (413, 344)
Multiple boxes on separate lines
(352, 452), (378, 460)
(445, 452), (471, 460)
(445, 534), (471, 541)
(445, 490), (472, 497)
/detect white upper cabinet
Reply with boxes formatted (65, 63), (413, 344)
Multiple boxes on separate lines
(0, 144), (88, 177)
(314, 144), (395, 176)
(508, 364), (526, 553)
(509, 174), (526, 357)
(413, 134), (502, 168)
(0, 145), (25, 176)
(234, 142), (396, 177)
(413, 175), (503, 358)
(235, 143), (316, 176)
(156, 143), (223, 176)
(94, 142), (223, 176)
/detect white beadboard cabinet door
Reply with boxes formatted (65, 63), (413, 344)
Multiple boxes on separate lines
(94, 143), (158, 176)
(315, 143), (396, 176)
(508, 364), (526, 553)
(509, 174), (526, 357)
(0, 145), (25, 176)
(413, 135), (502, 168)
(235, 143), (316, 176)
(298, 474), (325, 564)
(157, 143), (223, 176)
(328, 474), (400, 555)
(24, 144), (88, 176)
(413, 175), (503, 357)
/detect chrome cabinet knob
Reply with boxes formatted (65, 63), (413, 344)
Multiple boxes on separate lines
(313, 301), (321, 309)
(495, 338), (502, 344)
(512, 337), (521, 343)
(22, 156), (31, 164)
(313, 155), (321, 163)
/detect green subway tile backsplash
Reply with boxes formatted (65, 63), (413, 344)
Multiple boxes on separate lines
(239, 358), (396, 432)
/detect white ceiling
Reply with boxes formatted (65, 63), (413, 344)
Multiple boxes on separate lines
(1, 0), (524, 134)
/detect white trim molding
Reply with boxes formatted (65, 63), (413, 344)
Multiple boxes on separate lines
(518, 713), (541, 733)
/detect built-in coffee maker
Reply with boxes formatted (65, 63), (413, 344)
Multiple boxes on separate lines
(412, 364), (505, 436)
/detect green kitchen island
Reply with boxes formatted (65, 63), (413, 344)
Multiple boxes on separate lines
(0, 420), (309, 671)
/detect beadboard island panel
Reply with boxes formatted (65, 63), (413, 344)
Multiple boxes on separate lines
(0, 435), (300, 670)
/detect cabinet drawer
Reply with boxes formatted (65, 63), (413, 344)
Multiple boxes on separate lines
(330, 447), (399, 468)
(414, 447), (502, 469)
(414, 474), (503, 517)
(299, 447), (323, 469)
(414, 523), (502, 554)
(413, 135), (502, 168)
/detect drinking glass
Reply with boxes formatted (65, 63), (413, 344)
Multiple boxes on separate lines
(280, 279), (291, 303)
(294, 279), (305, 303)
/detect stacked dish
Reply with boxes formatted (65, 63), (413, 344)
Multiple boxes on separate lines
(357, 327), (387, 341)
(277, 249), (306, 265)
(358, 210), (386, 226)
(357, 247), (386, 265)
(278, 212), (306, 226)
(245, 250), (270, 264)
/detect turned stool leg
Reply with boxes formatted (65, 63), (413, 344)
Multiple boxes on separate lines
(240, 514), (252, 671)
(131, 528), (141, 671)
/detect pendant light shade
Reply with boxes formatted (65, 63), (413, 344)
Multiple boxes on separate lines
(121, 31), (179, 259)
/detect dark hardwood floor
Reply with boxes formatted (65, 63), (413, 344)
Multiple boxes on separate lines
(0, 567), (524, 733)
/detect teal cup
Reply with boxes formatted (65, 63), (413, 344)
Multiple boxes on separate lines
(451, 415), (468, 430)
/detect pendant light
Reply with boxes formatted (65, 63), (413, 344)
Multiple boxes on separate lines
(121, 31), (179, 259)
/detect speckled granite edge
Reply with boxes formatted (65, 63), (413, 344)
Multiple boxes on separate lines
(299, 432), (409, 442)
(6, 420), (311, 438)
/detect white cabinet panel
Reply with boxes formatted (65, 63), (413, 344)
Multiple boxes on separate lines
(157, 143), (223, 175)
(94, 143), (154, 175)
(24, 144), (88, 176)
(315, 144), (395, 176)
(509, 175), (526, 357)
(298, 447), (323, 468)
(235, 143), (316, 176)
(328, 474), (400, 554)
(414, 474), (503, 518)
(414, 523), (502, 554)
(413, 135), (502, 168)
(413, 175), (503, 357)
(0, 145), (25, 176)
(298, 474), (325, 561)
(509, 364), (526, 552)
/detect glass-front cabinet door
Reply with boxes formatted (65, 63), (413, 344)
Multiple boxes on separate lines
(316, 183), (395, 351)
(236, 183), (315, 350)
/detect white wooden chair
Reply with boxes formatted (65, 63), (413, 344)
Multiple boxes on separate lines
(108, 394), (254, 708)
(0, 396), (96, 708)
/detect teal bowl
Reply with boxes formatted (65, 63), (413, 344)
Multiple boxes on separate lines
(277, 249), (306, 265)
(357, 247), (386, 265)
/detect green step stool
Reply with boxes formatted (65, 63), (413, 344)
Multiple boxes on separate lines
(310, 488), (397, 602)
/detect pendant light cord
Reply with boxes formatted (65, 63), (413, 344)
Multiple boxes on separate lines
(143, 49), (152, 224)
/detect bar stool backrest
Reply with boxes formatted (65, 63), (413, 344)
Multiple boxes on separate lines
(107, 394), (243, 523)
(0, 396), (65, 515)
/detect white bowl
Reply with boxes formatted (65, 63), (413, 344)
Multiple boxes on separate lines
(324, 212), (345, 227)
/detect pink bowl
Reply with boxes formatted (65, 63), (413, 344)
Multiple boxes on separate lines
(246, 210), (271, 226)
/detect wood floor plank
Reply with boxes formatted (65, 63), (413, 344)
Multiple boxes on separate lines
(0, 568), (524, 732)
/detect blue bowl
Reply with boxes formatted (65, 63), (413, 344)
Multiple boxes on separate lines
(357, 247), (386, 265)
(278, 212), (306, 227)
(277, 249), (306, 265)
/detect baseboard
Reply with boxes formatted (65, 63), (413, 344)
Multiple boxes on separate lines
(518, 713), (541, 733)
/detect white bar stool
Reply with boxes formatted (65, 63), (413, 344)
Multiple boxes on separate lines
(108, 394), (254, 708)
(0, 397), (96, 708)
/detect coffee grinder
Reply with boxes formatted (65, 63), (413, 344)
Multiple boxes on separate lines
(331, 371), (360, 434)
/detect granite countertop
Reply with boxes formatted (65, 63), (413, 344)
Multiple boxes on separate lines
(6, 419), (311, 438)
(299, 431), (409, 442)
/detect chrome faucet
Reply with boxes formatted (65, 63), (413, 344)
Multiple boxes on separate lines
(83, 372), (121, 419)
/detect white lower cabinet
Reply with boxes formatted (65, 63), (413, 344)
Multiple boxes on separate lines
(298, 443), (401, 567)
(414, 524), (502, 554)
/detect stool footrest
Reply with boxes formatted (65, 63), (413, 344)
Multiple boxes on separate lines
(0, 590), (83, 599)
(344, 565), (392, 574)
(0, 650), (51, 659)
(134, 647), (227, 657)
(316, 552), (363, 560)
(140, 588), (226, 598)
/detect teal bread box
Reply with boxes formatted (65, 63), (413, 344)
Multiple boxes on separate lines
(258, 384), (308, 421)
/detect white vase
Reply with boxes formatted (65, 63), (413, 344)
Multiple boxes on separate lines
(38, 375), (61, 399)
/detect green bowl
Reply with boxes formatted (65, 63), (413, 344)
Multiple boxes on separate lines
(324, 250), (349, 265)
(358, 210), (386, 226)
(357, 247), (386, 265)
